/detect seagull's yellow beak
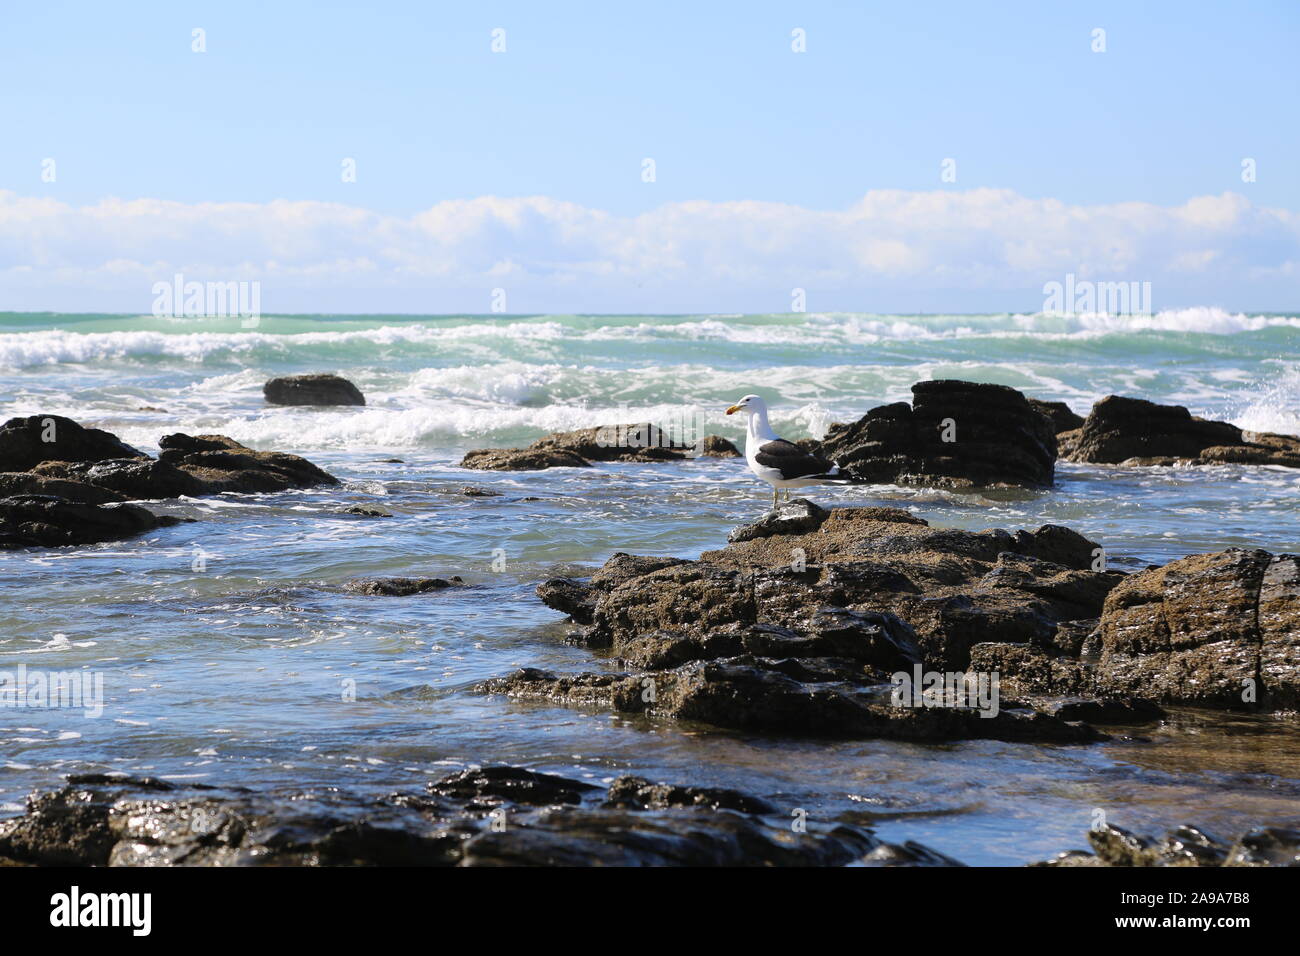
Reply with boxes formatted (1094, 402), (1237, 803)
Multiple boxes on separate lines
(725, 404), (743, 415)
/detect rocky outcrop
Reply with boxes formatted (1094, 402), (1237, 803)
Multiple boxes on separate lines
(973, 547), (1299, 709)
(1034, 822), (1300, 867)
(1059, 395), (1300, 467)
(0, 495), (188, 548)
(263, 373), (365, 406)
(815, 380), (1057, 488)
(478, 503), (1141, 742)
(461, 424), (738, 471)
(0, 768), (960, 867)
(0, 415), (146, 472)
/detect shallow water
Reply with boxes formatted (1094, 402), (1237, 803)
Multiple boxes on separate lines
(1, 310), (1298, 865)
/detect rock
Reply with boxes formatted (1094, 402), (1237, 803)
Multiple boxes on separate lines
(263, 373), (365, 406)
(0, 415), (146, 472)
(341, 506), (392, 517)
(1094, 548), (1299, 708)
(344, 576), (463, 596)
(460, 447), (591, 471)
(1038, 696), (1165, 724)
(1028, 399), (1085, 434)
(816, 380), (1057, 488)
(1033, 822), (1300, 867)
(0, 768), (959, 868)
(458, 486), (502, 497)
(971, 547), (1300, 710)
(158, 433), (338, 494)
(728, 497), (830, 542)
(0, 495), (187, 548)
(1062, 395), (1300, 467)
(697, 435), (741, 458)
(535, 578), (597, 624)
(0, 471), (126, 505)
(478, 661), (1106, 743)
(459, 422), (711, 471)
(30, 458), (203, 500)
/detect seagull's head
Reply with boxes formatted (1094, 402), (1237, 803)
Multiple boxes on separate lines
(725, 394), (766, 416)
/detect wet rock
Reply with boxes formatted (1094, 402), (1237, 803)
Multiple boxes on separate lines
(344, 576), (463, 596)
(0, 767), (958, 868)
(1033, 822), (1300, 867)
(1038, 696), (1165, 724)
(535, 578), (597, 624)
(426, 766), (598, 807)
(263, 373), (365, 406)
(0, 494), (187, 548)
(603, 775), (776, 813)
(0, 414), (146, 472)
(697, 435), (741, 458)
(816, 380), (1057, 488)
(158, 433), (338, 494)
(31, 457), (203, 500)
(478, 660), (1106, 743)
(0, 471), (126, 505)
(1061, 395), (1300, 467)
(1028, 399), (1086, 434)
(728, 497), (830, 542)
(459, 422), (711, 470)
(341, 506), (392, 517)
(460, 447), (591, 471)
(458, 486), (502, 497)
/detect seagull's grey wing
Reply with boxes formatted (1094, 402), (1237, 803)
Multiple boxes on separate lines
(754, 439), (835, 480)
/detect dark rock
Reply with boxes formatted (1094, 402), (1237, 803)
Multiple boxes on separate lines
(460, 448), (591, 471)
(31, 458), (203, 500)
(816, 380), (1057, 488)
(458, 486), (502, 497)
(426, 766), (598, 807)
(697, 435), (742, 458)
(1062, 395), (1300, 467)
(0, 767), (960, 868)
(263, 373), (365, 406)
(728, 497), (830, 542)
(1039, 696), (1165, 724)
(341, 506), (393, 517)
(0, 495), (187, 548)
(1032, 822), (1300, 868)
(0, 415), (146, 472)
(344, 576), (463, 596)
(158, 433), (338, 494)
(535, 578), (597, 624)
(0, 471), (126, 505)
(1028, 399), (1085, 434)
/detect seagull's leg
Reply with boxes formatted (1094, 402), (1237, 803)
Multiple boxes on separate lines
(772, 486), (779, 509)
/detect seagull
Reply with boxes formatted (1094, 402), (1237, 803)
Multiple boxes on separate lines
(725, 394), (853, 508)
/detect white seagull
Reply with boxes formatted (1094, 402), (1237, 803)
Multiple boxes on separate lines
(725, 394), (853, 508)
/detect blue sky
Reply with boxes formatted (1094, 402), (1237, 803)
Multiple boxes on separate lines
(1, 0), (1298, 312)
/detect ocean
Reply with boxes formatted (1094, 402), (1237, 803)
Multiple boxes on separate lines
(2, 309), (1298, 866)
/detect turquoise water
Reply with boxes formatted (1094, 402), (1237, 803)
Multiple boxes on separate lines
(1, 310), (1298, 865)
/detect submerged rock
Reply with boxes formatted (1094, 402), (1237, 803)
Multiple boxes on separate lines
(815, 380), (1057, 488)
(344, 576), (464, 596)
(461, 447), (591, 471)
(0, 494), (187, 548)
(0, 768), (960, 867)
(263, 373), (366, 406)
(1060, 395), (1300, 467)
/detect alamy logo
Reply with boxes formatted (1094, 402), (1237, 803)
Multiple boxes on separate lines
(0, 664), (104, 718)
(152, 273), (261, 327)
(1042, 273), (1152, 316)
(891, 664), (1000, 718)
(49, 886), (151, 936)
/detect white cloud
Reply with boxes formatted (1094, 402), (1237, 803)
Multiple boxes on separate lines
(0, 188), (1296, 313)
